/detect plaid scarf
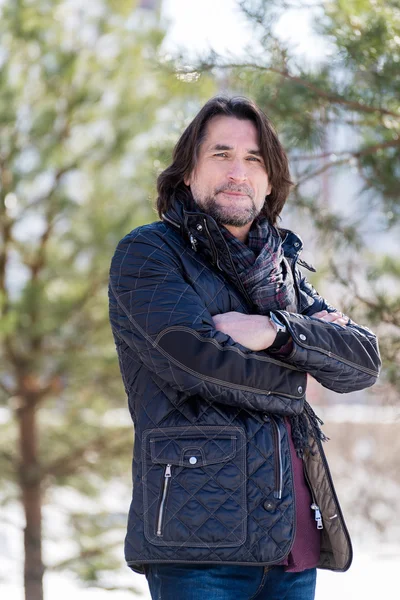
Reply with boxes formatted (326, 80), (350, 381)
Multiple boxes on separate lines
(177, 191), (327, 456)
(221, 216), (297, 313)
(221, 215), (327, 458)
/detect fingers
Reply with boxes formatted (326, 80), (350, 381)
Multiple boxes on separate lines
(321, 313), (341, 322)
(313, 310), (348, 327)
(312, 310), (328, 318)
(327, 315), (347, 327)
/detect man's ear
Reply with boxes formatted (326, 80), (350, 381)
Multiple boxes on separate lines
(266, 183), (272, 196)
(184, 173), (191, 186)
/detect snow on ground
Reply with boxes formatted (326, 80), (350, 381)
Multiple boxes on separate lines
(2, 545), (399, 599)
(2, 403), (397, 598)
(315, 546), (399, 599)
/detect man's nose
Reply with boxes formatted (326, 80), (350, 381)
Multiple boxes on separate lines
(227, 160), (247, 182)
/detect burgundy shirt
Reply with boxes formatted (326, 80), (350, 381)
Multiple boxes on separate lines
(279, 418), (321, 572)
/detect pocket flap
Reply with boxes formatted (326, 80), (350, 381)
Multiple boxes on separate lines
(149, 428), (238, 468)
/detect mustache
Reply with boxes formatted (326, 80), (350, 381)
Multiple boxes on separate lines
(215, 184), (254, 199)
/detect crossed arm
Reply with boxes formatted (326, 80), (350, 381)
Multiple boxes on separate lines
(109, 230), (381, 415)
(212, 310), (348, 352)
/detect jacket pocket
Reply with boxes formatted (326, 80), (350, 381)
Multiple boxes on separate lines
(142, 426), (247, 548)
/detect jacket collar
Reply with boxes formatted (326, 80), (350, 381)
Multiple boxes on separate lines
(162, 196), (313, 307)
(162, 195), (305, 260)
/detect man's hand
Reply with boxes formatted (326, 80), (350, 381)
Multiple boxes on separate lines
(312, 310), (349, 327)
(212, 312), (278, 351)
(212, 309), (350, 352)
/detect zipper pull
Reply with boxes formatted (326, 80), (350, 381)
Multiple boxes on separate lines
(189, 234), (198, 252)
(311, 503), (324, 529)
(156, 464), (172, 536)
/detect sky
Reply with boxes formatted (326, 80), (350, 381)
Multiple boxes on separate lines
(161, 0), (329, 62)
(162, 0), (254, 57)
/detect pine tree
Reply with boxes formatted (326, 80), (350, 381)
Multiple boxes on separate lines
(190, 0), (400, 397)
(0, 2), (214, 599)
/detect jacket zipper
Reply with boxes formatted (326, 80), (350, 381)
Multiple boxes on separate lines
(271, 417), (283, 499)
(203, 218), (222, 270)
(189, 212), (254, 309)
(189, 234), (198, 252)
(303, 463), (323, 529)
(156, 463), (172, 537)
(164, 210), (300, 314)
(305, 408), (353, 568)
(176, 210), (255, 310)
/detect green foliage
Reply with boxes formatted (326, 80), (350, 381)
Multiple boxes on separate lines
(200, 0), (400, 220)
(0, 0), (215, 594)
(193, 0), (399, 397)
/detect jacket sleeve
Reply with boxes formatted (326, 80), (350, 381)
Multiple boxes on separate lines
(270, 268), (381, 394)
(108, 228), (306, 416)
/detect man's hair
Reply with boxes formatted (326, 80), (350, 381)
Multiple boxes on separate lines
(156, 95), (293, 225)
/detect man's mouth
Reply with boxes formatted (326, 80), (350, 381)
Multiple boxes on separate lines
(218, 191), (249, 197)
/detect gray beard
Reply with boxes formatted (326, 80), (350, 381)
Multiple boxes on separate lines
(195, 195), (260, 227)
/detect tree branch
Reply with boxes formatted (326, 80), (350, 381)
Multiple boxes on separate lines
(18, 162), (77, 217)
(295, 157), (350, 186)
(16, 375), (63, 409)
(291, 138), (400, 162)
(197, 61), (400, 119)
(47, 541), (121, 571)
(354, 138), (400, 158)
(293, 137), (400, 184)
(43, 431), (130, 479)
(330, 261), (400, 328)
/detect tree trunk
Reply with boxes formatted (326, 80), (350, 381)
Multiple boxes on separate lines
(18, 401), (44, 600)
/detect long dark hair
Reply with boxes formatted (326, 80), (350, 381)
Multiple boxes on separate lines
(156, 96), (293, 226)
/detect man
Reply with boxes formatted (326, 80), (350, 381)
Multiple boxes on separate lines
(108, 96), (380, 599)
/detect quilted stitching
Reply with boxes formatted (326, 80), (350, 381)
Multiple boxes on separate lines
(142, 427), (247, 548)
(109, 215), (379, 571)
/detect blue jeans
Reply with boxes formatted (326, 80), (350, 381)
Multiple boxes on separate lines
(145, 564), (317, 600)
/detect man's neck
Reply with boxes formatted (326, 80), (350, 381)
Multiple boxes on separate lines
(223, 223), (252, 244)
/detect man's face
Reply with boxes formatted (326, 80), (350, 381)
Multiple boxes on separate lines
(184, 116), (272, 227)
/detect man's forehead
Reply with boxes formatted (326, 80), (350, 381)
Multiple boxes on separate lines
(202, 116), (260, 149)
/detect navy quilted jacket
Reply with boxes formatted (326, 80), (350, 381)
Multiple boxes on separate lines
(108, 197), (380, 575)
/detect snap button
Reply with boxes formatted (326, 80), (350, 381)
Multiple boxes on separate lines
(189, 456), (197, 465)
(299, 334), (307, 341)
(297, 386), (303, 394)
(262, 414), (270, 422)
(264, 500), (275, 511)
(196, 224), (203, 231)
(294, 242), (300, 248)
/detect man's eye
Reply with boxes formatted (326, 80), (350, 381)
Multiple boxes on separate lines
(247, 156), (262, 162)
(214, 152), (228, 157)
